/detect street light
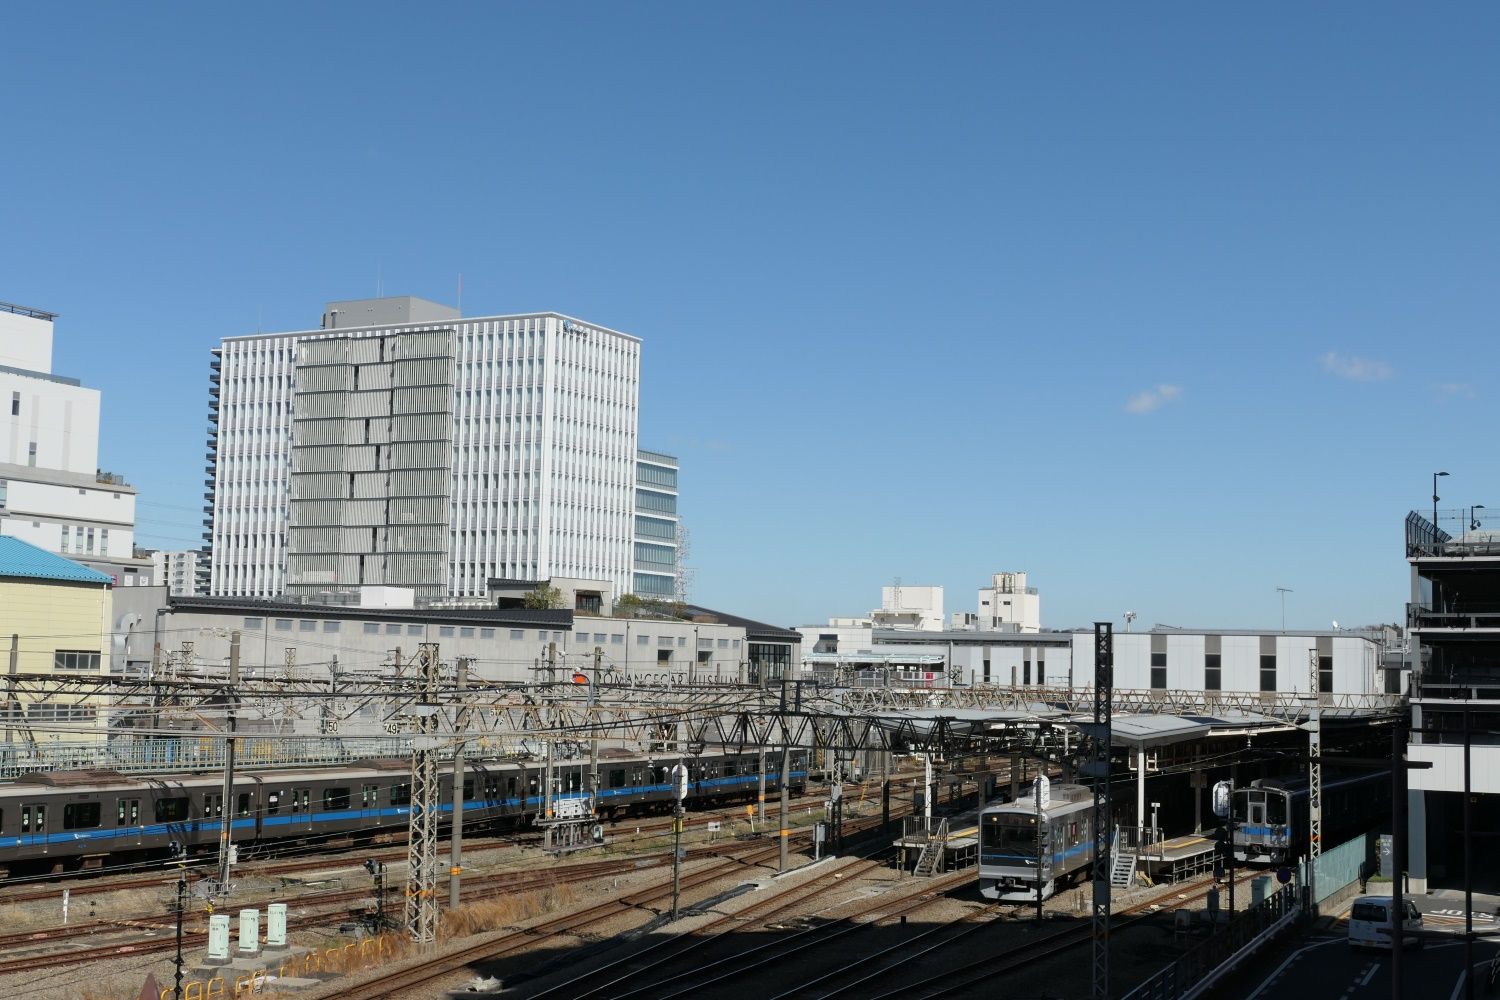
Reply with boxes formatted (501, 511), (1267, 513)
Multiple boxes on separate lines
(1434, 471), (1449, 530)
(1470, 505), (1485, 532)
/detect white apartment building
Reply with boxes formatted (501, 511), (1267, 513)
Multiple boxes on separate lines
(150, 549), (200, 596)
(0, 300), (148, 585)
(205, 296), (641, 601)
(969, 571), (1041, 632)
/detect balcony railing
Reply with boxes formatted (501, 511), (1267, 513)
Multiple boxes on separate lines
(1407, 601), (1500, 630)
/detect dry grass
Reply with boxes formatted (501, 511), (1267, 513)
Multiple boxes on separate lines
(439, 883), (579, 938)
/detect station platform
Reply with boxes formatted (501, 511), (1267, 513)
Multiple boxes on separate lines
(1140, 832), (1216, 883)
(892, 808), (981, 875)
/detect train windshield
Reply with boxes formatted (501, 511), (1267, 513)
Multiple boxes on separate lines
(981, 814), (1037, 851)
(1266, 793), (1287, 824)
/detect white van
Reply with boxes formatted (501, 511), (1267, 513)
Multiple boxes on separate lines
(1348, 895), (1424, 950)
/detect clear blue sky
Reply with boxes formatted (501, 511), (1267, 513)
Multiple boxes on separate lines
(3, 4), (1496, 631)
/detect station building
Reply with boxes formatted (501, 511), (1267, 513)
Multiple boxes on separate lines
(1404, 511), (1500, 893)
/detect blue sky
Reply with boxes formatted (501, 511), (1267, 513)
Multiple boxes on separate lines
(2, 4), (1496, 630)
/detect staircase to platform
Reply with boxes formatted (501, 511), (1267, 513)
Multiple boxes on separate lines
(913, 817), (949, 877)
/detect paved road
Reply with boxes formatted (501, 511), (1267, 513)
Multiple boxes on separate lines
(1227, 902), (1500, 1000)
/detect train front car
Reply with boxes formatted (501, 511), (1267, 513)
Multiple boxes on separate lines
(1230, 780), (1293, 864)
(978, 783), (1093, 903)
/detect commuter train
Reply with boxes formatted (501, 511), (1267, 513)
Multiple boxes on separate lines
(1231, 770), (1390, 864)
(978, 782), (1095, 903)
(0, 748), (809, 877)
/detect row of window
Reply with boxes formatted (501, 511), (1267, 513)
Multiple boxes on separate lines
(1145, 653), (1333, 693)
(52, 650), (101, 672)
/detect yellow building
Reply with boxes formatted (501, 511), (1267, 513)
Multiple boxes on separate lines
(0, 536), (113, 743)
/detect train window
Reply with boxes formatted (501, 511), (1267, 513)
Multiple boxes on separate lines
(362, 785), (380, 808)
(323, 788), (351, 810)
(463, 779), (476, 801)
(266, 793), (280, 815)
(20, 806), (30, 833)
(608, 770), (625, 789)
(484, 780), (498, 799)
(204, 793), (222, 817)
(155, 798), (189, 823)
(565, 772), (581, 793)
(64, 803), (101, 830)
(237, 794), (251, 818)
(725, 761), (738, 777)
(390, 784), (411, 806)
(506, 777), (518, 797)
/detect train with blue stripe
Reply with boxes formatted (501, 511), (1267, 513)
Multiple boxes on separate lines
(0, 748), (808, 877)
(978, 782), (1095, 902)
(1231, 770), (1390, 864)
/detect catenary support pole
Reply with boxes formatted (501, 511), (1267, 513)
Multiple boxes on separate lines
(1392, 718), (1406, 1000)
(217, 631), (240, 893)
(779, 747), (791, 872)
(449, 657), (469, 911)
(1464, 706), (1473, 1000)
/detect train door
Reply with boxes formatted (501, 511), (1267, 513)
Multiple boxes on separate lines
(203, 792), (224, 839)
(117, 797), (142, 847)
(1245, 791), (1266, 828)
(20, 803), (48, 853)
(233, 792), (253, 839)
(361, 784), (381, 825)
(289, 787), (312, 833)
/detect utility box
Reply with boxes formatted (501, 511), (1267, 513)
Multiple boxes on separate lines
(238, 909), (260, 954)
(266, 903), (287, 948)
(207, 914), (231, 962)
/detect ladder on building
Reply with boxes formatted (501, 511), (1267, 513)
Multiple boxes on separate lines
(1111, 850), (1138, 888)
(914, 818), (949, 877)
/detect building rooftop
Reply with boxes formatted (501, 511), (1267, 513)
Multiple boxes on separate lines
(0, 537), (113, 585)
(0, 301), (57, 322)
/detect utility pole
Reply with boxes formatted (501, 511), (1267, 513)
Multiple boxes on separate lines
(589, 647), (602, 819)
(1392, 719), (1406, 1000)
(779, 745), (791, 872)
(757, 744), (767, 834)
(1307, 648), (1322, 916)
(173, 847), (187, 1000)
(6, 633), (17, 747)
(405, 643), (441, 946)
(544, 642), (557, 823)
(1035, 772), (1045, 923)
(216, 631), (240, 894)
(449, 657), (469, 911)
(1091, 622), (1113, 1000)
(670, 761), (687, 920)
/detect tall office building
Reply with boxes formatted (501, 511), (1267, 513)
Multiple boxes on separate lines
(204, 297), (641, 601)
(0, 300), (148, 585)
(633, 449), (679, 598)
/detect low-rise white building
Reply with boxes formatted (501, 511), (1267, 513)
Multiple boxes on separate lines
(0, 301), (149, 586)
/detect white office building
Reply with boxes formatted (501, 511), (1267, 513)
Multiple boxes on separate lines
(633, 449), (679, 598)
(0, 300), (148, 585)
(205, 296), (641, 601)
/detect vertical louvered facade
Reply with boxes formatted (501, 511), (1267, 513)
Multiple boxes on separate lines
(204, 304), (641, 600)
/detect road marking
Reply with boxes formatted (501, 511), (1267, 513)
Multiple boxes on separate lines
(1246, 937), (1343, 999)
(1359, 964), (1377, 987)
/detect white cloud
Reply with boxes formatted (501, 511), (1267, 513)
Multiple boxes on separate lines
(1320, 352), (1393, 382)
(1124, 384), (1182, 415)
(1433, 381), (1476, 400)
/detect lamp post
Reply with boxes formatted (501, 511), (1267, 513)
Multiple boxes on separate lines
(1434, 471), (1449, 530)
(1470, 505), (1485, 532)
(1277, 587), (1293, 633)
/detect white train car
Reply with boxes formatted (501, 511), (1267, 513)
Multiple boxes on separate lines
(978, 781), (1095, 903)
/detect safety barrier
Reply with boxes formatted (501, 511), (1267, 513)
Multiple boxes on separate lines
(1122, 884), (1301, 1000)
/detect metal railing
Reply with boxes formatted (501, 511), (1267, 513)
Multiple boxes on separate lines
(1123, 883), (1300, 1000)
(0, 300), (56, 320)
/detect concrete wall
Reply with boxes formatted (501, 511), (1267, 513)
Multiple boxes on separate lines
(0, 310), (54, 374)
(0, 370), (101, 473)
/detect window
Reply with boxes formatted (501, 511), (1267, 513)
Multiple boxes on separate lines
(575, 632), (588, 644)
(9, 392), (17, 416)
(511, 629), (525, 640)
(983, 658), (991, 683)
(1205, 654), (1221, 691)
(440, 626), (455, 638)
(290, 788), (311, 813)
(481, 628), (495, 640)
(322, 787), (351, 810)
(718, 638), (729, 649)
(637, 635), (650, 646)
(384, 623), (400, 635)
(21, 804), (45, 833)
(407, 625), (423, 637)
(361, 784), (380, 808)
(27, 442), (36, 466)
(698, 638), (713, 650)
(266, 793), (281, 815)
(322, 621), (340, 633)
(275, 619), (292, 631)
(1150, 652), (1167, 690)
(363, 622), (380, 635)
(608, 769), (626, 789)
(118, 798), (140, 825)
(100, 528), (108, 552)
(299, 620), (315, 632)
(463, 778), (476, 800)
(64, 803), (101, 829)
(460, 627), (475, 638)
(1259, 654), (1277, 692)
(53, 650), (100, 672)
(155, 797), (190, 823)
(237, 793), (251, 818)
(0, 479), (6, 507)
(59, 528), (68, 553)
(1023, 659), (1031, 685)
(390, 783), (411, 806)
(85, 527), (94, 552)
(1318, 655), (1334, 694)
(677, 636), (686, 647)
(243, 618), (264, 630)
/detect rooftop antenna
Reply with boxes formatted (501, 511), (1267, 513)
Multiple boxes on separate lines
(1124, 611), (1136, 632)
(1276, 586), (1293, 633)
